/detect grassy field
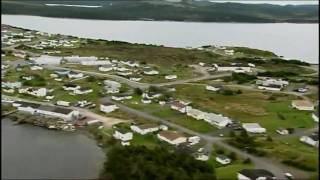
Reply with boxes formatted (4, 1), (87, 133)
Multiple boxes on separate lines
(124, 95), (218, 133)
(171, 85), (316, 133)
(256, 137), (318, 172)
(55, 41), (224, 67)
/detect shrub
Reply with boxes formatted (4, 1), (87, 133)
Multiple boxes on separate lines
(266, 136), (273, 142)
(221, 89), (234, 96)
(243, 158), (251, 164)
(134, 88), (143, 95)
(231, 72), (257, 84)
(277, 113), (286, 120)
(236, 89), (242, 94)
(287, 128), (295, 134)
(228, 152), (237, 160)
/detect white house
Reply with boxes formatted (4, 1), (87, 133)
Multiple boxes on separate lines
(130, 124), (159, 135)
(104, 80), (121, 89)
(73, 87), (93, 95)
(129, 76), (142, 82)
(206, 85), (222, 92)
(98, 66), (113, 72)
(186, 107), (206, 120)
(213, 63), (252, 73)
(12, 101), (79, 121)
(165, 75), (177, 80)
(56, 100), (71, 107)
(111, 95), (132, 101)
(22, 76), (34, 81)
(80, 60), (111, 66)
(224, 49), (235, 56)
(100, 102), (119, 113)
(216, 155), (231, 165)
(143, 69), (159, 75)
(114, 67), (130, 72)
(64, 56), (98, 63)
(19, 87), (47, 97)
(157, 131), (187, 145)
(292, 100), (314, 111)
(195, 153), (209, 161)
(121, 60), (139, 67)
(237, 169), (276, 180)
(188, 136), (201, 145)
(276, 128), (289, 135)
(142, 92), (162, 100)
(256, 78), (289, 91)
(257, 85), (282, 91)
(30, 65), (43, 70)
(203, 113), (231, 129)
(68, 71), (84, 79)
(62, 84), (81, 91)
(141, 98), (152, 104)
(242, 123), (266, 133)
(199, 62), (205, 66)
(300, 134), (318, 147)
(2, 81), (22, 89)
(113, 130), (133, 142)
(104, 86), (120, 94)
(170, 101), (187, 113)
(117, 71), (132, 76)
(312, 111), (318, 122)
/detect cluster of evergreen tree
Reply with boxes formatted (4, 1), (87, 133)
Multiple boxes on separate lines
(100, 145), (216, 180)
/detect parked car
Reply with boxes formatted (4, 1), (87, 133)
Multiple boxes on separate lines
(284, 173), (294, 180)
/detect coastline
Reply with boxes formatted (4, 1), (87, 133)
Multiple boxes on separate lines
(1, 14), (318, 24)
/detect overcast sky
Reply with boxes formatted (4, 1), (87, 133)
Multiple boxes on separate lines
(208, 1), (319, 5)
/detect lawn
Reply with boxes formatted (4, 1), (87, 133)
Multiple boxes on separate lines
(207, 145), (254, 180)
(171, 85), (316, 133)
(256, 137), (318, 172)
(125, 98), (218, 133)
(131, 133), (160, 149)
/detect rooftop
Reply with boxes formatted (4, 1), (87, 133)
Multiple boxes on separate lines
(292, 100), (314, 108)
(239, 169), (275, 179)
(158, 131), (185, 141)
(137, 123), (159, 130)
(242, 123), (264, 129)
(13, 101), (40, 108)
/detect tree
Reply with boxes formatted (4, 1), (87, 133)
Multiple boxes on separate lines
(236, 89), (242, 94)
(134, 88), (143, 95)
(287, 128), (295, 134)
(86, 76), (96, 82)
(221, 89), (234, 96)
(243, 158), (251, 164)
(228, 152), (237, 160)
(229, 130), (236, 137)
(266, 135), (273, 142)
(100, 146), (216, 180)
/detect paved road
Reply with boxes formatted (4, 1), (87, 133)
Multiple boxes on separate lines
(45, 65), (231, 89)
(99, 97), (310, 180)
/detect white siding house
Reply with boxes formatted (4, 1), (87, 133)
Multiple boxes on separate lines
(130, 124), (160, 135)
(242, 123), (266, 133)
(292, 100), (314, 111)
(113, 130), (133, 142)
(100, 103), (119, 113)
(157, 131), (187, 145)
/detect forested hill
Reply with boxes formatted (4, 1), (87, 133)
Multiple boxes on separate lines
(1, 0), (318, 23)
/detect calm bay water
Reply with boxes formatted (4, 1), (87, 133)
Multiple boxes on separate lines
(1, 119), (105, 179)
(2, 15), (319, 64)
